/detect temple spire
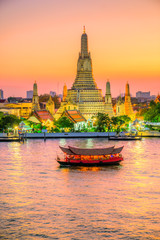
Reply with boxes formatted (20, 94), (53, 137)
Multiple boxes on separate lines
(124, 82), (134, 118)
(81, 26), (88, 57)
(125, 81), (130, 96)
(63, 83), (67, 101)
(83, 26), (85, 34)
(106, 80), (111, 95)
(32, 81), (40, 111)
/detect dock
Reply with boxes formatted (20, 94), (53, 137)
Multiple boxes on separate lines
(0, 137), (21, 142)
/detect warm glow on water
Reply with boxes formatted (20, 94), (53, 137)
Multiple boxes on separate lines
(0, 138), (160, 239)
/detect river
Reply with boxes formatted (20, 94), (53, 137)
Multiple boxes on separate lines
(0, 138), (160, 239)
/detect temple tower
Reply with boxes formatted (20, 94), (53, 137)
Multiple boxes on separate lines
(65, 27), (104, 119)
(116, 95), (125, 116)
(63, 83), (67, 101)
(32, 81), (40, 111)
(104, 80), (114, 117)
(124, 82), (134, 117)
(46, 95), (55, 116)
(81, 26), (88, 58)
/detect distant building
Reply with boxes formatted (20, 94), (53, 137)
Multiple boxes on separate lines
(0, 89), (4, 99)
(50, 91), (56, 97)
(26, 90), (33, 98)
(136, 91), (156, 102)
(136, 91), (150, 99)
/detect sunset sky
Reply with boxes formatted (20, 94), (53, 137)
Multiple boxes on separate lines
(0, 0), (160, 98)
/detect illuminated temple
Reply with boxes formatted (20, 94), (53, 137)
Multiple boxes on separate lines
(124, 82), (134, 119)
(55, 27), (114, 120)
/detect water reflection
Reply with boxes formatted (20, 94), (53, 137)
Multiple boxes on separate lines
(59, 138), (67, 146)
(0, 138), (160, 239)
(58, 165), (122, 172)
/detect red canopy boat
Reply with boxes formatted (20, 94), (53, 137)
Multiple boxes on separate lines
(57, 145), (124, 166)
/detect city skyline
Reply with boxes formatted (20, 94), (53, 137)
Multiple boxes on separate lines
(0, 0), (160, 98)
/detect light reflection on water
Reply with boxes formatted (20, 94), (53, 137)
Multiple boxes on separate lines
(0, 138), (160, 239)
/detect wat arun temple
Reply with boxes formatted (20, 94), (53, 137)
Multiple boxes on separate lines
(0, 27), (135, 126)
(55, 27), (114, 120)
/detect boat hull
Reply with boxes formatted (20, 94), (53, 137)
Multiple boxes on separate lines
(57, 157), (123, 167)
(108, 136), (141, 141)
(0, 137), (20, 142)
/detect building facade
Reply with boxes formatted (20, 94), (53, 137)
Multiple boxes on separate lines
(0, 102), (32, 118)
(136, 91), (156, 102)
(26, 90), (33, 98)
(0, 89), (4, 99)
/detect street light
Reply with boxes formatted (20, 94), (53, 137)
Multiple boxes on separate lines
(14, 126), (18, 136)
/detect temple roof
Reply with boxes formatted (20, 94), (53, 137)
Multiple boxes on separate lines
(59, 146), (74, 155)
(32, 110), (54, 122)
(62, 110), (86, 123)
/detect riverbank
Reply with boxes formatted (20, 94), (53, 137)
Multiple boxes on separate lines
(0, 131), (160, 140)
(138, 131), (160, 137)
(23, 132), (116, 139)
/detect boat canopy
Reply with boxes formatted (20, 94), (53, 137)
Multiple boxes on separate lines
(68, 146), (114, 155)
(59, 146), (74, 155)
(111, 146), (124, 154)
(59, 145), (123, 156)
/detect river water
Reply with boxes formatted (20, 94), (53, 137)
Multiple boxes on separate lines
(0, 138), (160, 240)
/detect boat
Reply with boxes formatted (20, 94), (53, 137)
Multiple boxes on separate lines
(108, 135), (142, 141)
(57, 145), (124, 166)
(0, 137), (21, 142)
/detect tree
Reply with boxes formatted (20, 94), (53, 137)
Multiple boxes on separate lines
(0, 111), (4, 119)
(118, 115), (131, 124)
(150, 100), (156, 108)
(54, 117), (74, 131)
(39, 94), (50, 102)
(110, 115), (131, 133)
(144, 102), (160, 122)
(95, 113), (111, 132)
(0, 114), (20, 132)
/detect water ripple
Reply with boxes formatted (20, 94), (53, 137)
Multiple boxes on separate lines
(0, 138), (160, 239)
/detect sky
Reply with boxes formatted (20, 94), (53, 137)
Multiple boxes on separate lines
(0, 0), (160, 98)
